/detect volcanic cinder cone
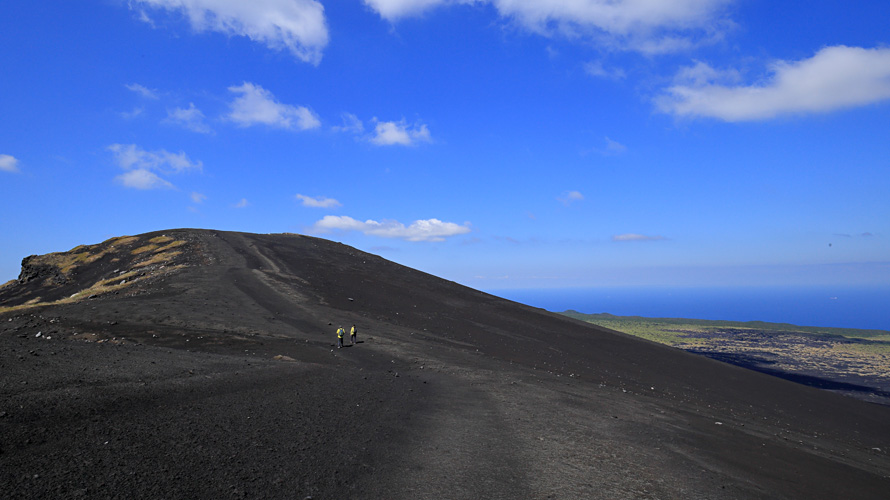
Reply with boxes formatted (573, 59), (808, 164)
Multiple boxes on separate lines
(1, 229), (888, 499)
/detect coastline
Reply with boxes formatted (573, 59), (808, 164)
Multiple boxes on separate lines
(487, 285), (890, 331)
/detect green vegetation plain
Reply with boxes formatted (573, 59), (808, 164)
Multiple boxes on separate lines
(560, 311), (890, 343)
(561, 311), (890, 404)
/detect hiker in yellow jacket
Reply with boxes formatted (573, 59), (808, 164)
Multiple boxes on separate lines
(337, 326), (345, 349)
(350, 324), (357, 345)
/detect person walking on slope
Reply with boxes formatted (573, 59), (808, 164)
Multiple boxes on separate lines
(350, 324), (357, 345)
(336, 326), (345, 349)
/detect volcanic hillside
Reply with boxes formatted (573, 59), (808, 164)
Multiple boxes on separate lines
(1, 229), (888, 499)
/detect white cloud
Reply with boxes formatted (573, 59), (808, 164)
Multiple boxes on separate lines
(234, 198), (250, 208)
(613, 233), (666, 241)
(165, 103), (212, 133)
(558, 190), (584, 205)
(658, 45), (890, 121)
(0, 154), (20, 173)
(311, 215), (471, 242)
(116, 169), (175, 190)
(364, 0), (732, 53)
(296, 194), (341, 208)
(191, 192), (207, 203)
(506, 0), (731, 36)
(226, 82), (320, 130)
(363, 0), (475, 19)
(370, 119), (431, 146)
(108, 143), (202, 173)
(125, 83), (159, 99)
(108, 143), (202, 189)
(132, 0), (329, 64)
(335, 113), (431, 145)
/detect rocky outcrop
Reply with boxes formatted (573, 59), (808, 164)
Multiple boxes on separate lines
(17, 256), (66, 285)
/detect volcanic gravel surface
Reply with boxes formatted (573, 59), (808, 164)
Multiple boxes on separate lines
(1, 229), (888, 499)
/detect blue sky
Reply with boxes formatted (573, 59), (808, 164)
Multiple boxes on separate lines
(1, 0), (889, 291)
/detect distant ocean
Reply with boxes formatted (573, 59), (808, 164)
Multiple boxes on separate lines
(486, 286), (890, 331)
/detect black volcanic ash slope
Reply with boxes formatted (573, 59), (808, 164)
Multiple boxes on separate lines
(1, 229), (888, 500)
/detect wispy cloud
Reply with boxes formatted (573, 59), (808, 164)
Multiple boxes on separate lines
(191, 192), (207, 204)
(370, 119), (431, 146)
(613, 233), (666, 242)
(657, 45), (890, 121)
(125, 83), (159, 99)
(108, 143), (202, 189)
(364, 0), (733, 54)
(603, 136), (627, 155)
(332, 114), (429, 145)
(226, 82), (320, 130)
(130, 0), (329, 64)
(108, 144), (202, 173)
(332, 112), (365, 134)
(833, 232), (876, 239)
(362, 0), (458, 20)
(116, 169), (174, 190)
(164, 103), (212, 134)
(557, 190), (584, 205)
(0, 154), (20, 173)
(295, 194), (341, 208)
(310, 215), (471, 242)
(234, 198), (250, 208)
(494, 236), (522, 245)
(120, 107), (145, 120)
(584, 60), (626, 80)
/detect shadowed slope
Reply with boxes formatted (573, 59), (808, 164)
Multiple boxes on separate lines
(1, 229), (888, 499)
